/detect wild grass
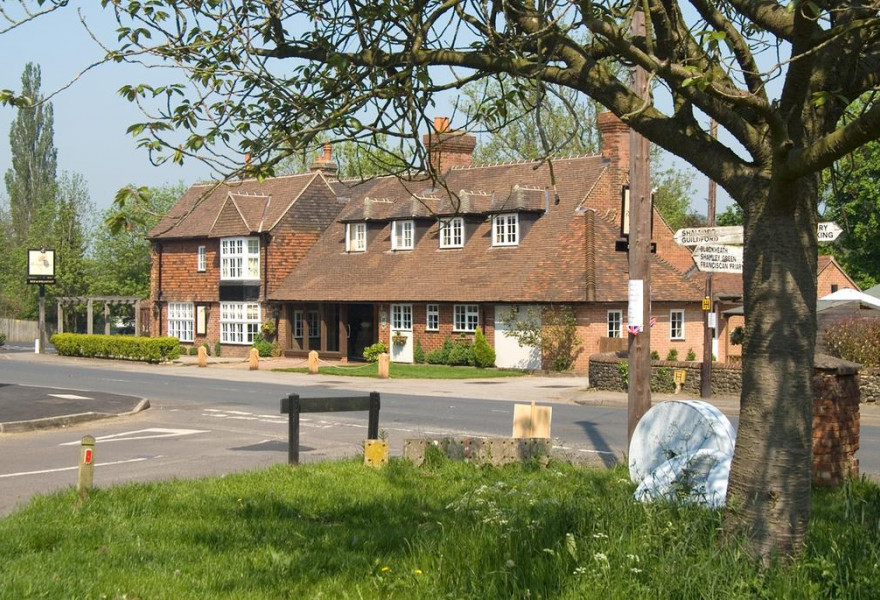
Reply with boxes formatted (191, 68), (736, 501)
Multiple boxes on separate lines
(273, 362), (528, 378)
(1, 459), (879, 599)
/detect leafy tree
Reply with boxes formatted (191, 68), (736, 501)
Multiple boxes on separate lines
(51, 172), (94, 304)
(461, 77), (602, 163)
(90, 183), (184, 297)
(652, 164), (704, 232)
(11, 0), (880, 559)
(499, 305), (582, 371)
(4, 63), (56, 244)
(717, 204), (744, 227)
(822, 140), (880, 288)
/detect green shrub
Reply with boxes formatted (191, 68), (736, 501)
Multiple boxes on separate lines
(472, 327), (496, 368)
(666, 348), (679, 361)
(446, 339), (475, 366)
(730, 325), (745, 346)
(685, 348), (697, 361)
(617, 360), (629, 389)
(202, 342), (211, 356)
(188, 345), (199, 356)
(253, 334), (274, 357)
(214, 340), (222, 357)
(824, 317), (880, 367)
(363, 341), (388, 362)
(50, 333), (180, 363)
(426, 338), (453, 364)
(413, 338), (426, 364)
(650, 350), (660, 360)
(651, 366), (675, 393)
(0, 332), (5, 346)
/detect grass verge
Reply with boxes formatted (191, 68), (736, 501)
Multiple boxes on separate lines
(1, 459), (879, 599)
(272, 362), (528, 378)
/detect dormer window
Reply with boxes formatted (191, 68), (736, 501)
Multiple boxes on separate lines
(391, 220), (414, 250)
(220, 237), (260, 280)
(440, 217), (464, 248)
(493, 213), (519, 246)
(346, 223), (367, 252)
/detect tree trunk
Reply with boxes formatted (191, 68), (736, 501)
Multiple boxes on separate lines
(724, 174), (819, 560)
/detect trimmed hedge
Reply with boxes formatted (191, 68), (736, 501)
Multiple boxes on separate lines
(51, 333), (181, 363)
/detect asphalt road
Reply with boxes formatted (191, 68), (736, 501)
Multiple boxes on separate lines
(1, 353), (877, 516)
(0, 356), (626, 515)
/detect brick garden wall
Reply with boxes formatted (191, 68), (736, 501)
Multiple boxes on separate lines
(812, 355), (860, 486)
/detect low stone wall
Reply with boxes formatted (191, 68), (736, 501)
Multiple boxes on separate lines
(589, 353), (743, 396)
(861, 369), (880, 403)
(403, 437), (551, 467)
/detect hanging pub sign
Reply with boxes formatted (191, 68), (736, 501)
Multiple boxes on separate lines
(27, 248), (56, 285)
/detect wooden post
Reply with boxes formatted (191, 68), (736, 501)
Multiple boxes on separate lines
(87, 299), (94, 335)
(367, 391), (381, 439)
(77, 435), (95, 499)
(285, 394), (301, 465)
(627, 8), (653, 444)
(701, 118), (718, 398)
(37, 284), (46, 354)
(198, 345), (207, 368)
(134, 300), (141, 337)
(104, 302), (110, 335)
(308, 350), (319, 374)
(57, 301), (64, 335)
(378, 352), (390, 379)
(249, 347), (259, 370)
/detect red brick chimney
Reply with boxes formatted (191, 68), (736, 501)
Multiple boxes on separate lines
(597, 112), (630, 173)
(423, 116), (476, 174)
(310, 142), (338, 176)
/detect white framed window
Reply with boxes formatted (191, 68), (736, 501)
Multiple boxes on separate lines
(197, 245), (206, 272)
(426, 304), (439, 331)
(168, 302), (194, 343)
(454, 304), (479, 332)
(440, 217), (464, 248)
(492, 213), (519, 246)
(391, 304), (413, 331)
(220, 302), (261, 344)
(220, 237), (260, 280)
(607, 310), (622, 338)
(307, 310), (320, 339)
(391, 220), (414, 250)
(346, 223), (367, 252)
(670, 309), (685, 340)
(293, 310), (303, 338)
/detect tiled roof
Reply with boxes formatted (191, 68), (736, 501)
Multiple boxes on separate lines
(148, 172), (325, 239)
(271, 156), (704, 303)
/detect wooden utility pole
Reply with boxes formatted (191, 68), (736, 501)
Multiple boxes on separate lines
(701, 119), (718, 398)
(627, 9), (652, 443)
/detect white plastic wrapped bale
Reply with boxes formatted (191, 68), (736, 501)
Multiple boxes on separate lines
(634, 448), (733, 509)
(629, 400), (737, 484)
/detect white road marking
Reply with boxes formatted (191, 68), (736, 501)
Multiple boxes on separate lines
(48, 393), (93, 400)
(0, 457), (151, 479)
(59, 428), (208, 446)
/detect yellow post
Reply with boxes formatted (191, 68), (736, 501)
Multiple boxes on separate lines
(249, 347), (259, 370)
(77, 435), (95, 499)
(364, 439), (389, 467)
(308, 350), (319, 374)
(197, 345), (207, 368)
(377, 352), (390, 379)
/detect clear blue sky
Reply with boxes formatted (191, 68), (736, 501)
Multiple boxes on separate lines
(0, 4), (212, 213)
(0, 3), (729, 217)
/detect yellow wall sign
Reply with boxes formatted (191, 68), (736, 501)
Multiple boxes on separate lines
(673, 370), (687, 384)
(702, 297), (711, 311)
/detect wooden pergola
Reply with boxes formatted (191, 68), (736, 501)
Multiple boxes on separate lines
(56, 296), (144, 335)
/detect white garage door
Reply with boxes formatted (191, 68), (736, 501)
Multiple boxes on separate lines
(494, 305), (542, 370)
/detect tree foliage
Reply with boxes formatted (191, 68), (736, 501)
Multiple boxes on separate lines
(8, 0), (880, 560)
(4, 62), (56, 244)
(90, 183), (184, 297)
(823, 140), (880, 288)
